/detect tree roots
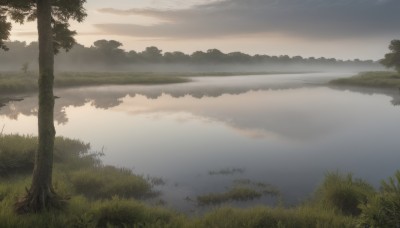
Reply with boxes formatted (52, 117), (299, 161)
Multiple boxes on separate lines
(14, 186), (67, 214)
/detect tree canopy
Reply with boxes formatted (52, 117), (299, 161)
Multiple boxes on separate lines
(380, 40), (400, 73)
(0, 0), (86, 53)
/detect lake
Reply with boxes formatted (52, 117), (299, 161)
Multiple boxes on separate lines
(1, 72), (400, 212)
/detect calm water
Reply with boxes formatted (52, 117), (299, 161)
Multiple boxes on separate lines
(1, 73), (400, 212)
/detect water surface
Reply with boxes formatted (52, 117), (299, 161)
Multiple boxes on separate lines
(1, 73), (400, 212)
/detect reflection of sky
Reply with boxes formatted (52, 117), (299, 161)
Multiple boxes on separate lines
(1, 74), (400, 211)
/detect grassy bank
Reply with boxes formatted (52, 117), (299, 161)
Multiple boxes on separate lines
(330, 71), (400, 88)
(0, 135), (399, 227)
(0, 71), (312, 95)
(0, 72), (190, 95)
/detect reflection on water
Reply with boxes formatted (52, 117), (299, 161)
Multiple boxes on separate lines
(1, 73), (400, 212)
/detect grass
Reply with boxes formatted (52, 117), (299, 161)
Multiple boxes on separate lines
(0, 70), (313, 95)
(330, 71), (400, 88)
(70, 166), (153, 199)
(0, 72), (190, 95)
(312, 172), (375, 216)
(1, 134), (400, 227)
(197, 187), (263, 205)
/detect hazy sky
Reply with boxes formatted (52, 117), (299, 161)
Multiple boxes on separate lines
(9, 0), (400, 60)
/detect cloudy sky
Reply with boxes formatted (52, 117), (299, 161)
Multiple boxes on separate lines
(10, 0), (400, 60)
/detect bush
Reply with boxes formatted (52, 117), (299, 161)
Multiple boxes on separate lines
(314, 172), (375, 216)
(359, 171), (400, 227)
(70, 166), (152, 199)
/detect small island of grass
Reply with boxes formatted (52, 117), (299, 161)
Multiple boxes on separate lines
(330, 71), (400, 89)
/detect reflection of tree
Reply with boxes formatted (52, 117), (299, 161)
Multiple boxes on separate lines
(0, 81), (308, 124)
(3, 81), (398, 126)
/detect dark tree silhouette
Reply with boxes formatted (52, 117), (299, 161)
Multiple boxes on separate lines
(380, 40), (400, 73)
(0, 0), (86, 213)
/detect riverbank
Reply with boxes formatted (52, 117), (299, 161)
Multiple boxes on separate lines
(329, 71), (400, 88)
(0, 134), (398, 227)
(0, 72), (192, 95)
(0, 71), (314, 95)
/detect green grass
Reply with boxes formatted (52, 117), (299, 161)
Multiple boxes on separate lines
(70, 166), (153, 199)
(1, 134), (400, 227)
(330, 71), (400, 88)
(313, 172), (375, 216)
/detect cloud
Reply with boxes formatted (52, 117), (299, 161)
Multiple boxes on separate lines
(95, 0), (400, 40)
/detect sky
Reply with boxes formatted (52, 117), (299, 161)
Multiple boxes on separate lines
(9, 0), (400, 60)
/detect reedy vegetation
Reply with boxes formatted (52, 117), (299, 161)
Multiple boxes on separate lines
(0, 135), (399, 227)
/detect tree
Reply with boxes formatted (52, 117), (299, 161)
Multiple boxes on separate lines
(380, 40), (400, 73)
(93, 39), (126, 64)
(140, 46), (163, 63)
(0, 0), (86, 213)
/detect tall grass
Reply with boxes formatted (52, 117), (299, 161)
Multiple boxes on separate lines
(313, 172), (375, 216)
(70, 166), (152, 199)
(359, 171), (400, 227)
(1, 134), (400, 227)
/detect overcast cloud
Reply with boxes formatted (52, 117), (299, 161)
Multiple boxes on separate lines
(95, 0), (400, 40)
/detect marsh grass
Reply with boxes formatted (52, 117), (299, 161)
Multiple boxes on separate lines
(313, 172), (375, 216)
(70, 166), (153, 199)
(1, 134), (400, 227)
(330, 71), (400, 88)
(0, 72), (190, 94)
(358, 171), (400, 227)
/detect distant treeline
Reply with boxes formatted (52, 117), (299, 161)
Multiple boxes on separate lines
(0, 40), (377, 70)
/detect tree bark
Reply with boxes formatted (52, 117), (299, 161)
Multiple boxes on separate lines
(15, 0), (63, 213)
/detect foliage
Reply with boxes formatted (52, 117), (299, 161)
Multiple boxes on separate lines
(0, 40), (377, 68)
(380, 40), (400, 73)
(0, 0), (86, 53)
(313, 172), (375, 216)
(359, 171), (400, 227)
(3, 134), (400, 226)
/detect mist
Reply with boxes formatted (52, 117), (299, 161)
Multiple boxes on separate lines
(0, 40), (382, 73)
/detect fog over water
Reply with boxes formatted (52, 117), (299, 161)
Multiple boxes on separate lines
(1, 73), (400, 212)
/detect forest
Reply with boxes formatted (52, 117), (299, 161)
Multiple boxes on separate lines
(0, 40), (378, 71)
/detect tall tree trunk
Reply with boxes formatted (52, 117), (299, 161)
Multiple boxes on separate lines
(15, 0), (63, 213)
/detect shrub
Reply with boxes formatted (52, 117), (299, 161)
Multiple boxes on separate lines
(314, 172), (375, 216)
